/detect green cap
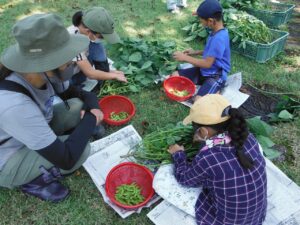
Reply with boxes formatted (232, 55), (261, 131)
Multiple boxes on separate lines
(0, 13), (89, 73)
(82, 7), (121, 44)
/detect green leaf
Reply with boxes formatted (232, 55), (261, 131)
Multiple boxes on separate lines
(232, 35), (239, 43)
(162, 41), (176, 48)
(135, 74), (146, 81)
(278, 110), (293, 120)
(120, 66), (133, 75)
(191, 23), (198, 33)
(256, 135), (275, 148)
(184, 35), (197, 42)
(128, 52), (142, 62)
(167, 137), (176, 145)
(246, 117), (274, 137)
(165, 64), (177, 72)
(129, 85), (139, 92)
(141, 61), (153, 70)
(139, 78), (153, 86)
(263, 147), (281, 160)
(158, 67), (168, 76)
(121, 54), (129, 61)
(182, 25), (192, 31)
(174, 136), (182, 141)
(242, 41), (246, 49)
(198, 29), (208, 38)
(268, 113), (281, 123)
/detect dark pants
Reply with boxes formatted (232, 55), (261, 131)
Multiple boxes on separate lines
(178, 67), (225, 96)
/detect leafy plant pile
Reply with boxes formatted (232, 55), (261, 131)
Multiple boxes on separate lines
(98, 38), (178, 96)
(226, 9), (272, 48)
(269, 95), (299, 123)
(182, 9), (272, 48)
(246, 117), (280, 160)
(219, 0), (265, 10)
(125, 123), (199, 165)
(221, 0), (283, 11)
(115, 182), (145, 206)
(182, 18), (208, 42)
(109, 111), (129, 121)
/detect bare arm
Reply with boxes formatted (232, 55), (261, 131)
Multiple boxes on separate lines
(183, 49), (203, 56)
(76, 59), (127, 82)
(173, 51), (215, 68)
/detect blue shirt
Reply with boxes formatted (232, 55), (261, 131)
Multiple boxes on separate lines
(201, 29), (231, 81)
(172, 133), (267, 225)
(88, 41), (107, 63)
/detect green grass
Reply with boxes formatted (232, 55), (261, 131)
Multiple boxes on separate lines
(0, 0), (300, 224)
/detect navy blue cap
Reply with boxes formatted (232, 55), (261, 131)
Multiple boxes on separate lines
(196, 0), (222, 19)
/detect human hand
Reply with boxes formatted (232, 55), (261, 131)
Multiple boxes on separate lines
(173, 51), (187, 62)
(194, 95), (201, 103)
(183, 49), (194, 55)
(81, 109), (103, 125)
(90, 109), (104, 125)
(168, 144), (184, 154)
(112, 70), (127, 83)
(171, 71), (180, 77)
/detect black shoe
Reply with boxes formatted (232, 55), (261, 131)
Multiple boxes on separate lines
(21, 166), (69, 203)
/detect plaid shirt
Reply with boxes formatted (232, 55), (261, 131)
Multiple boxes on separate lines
(172, 133), (267, 225)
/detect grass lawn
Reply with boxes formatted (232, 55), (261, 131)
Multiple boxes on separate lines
(0, 0), (299, 224)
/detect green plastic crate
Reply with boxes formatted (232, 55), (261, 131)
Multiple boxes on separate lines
(246, 2), (295, 28)
(231, 29), (289, 63)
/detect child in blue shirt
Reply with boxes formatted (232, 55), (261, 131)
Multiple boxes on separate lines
(172, 0), (230, 100)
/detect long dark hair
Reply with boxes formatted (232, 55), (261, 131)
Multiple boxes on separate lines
(193, 108), (254, 169)
(0, 64), (13, 81)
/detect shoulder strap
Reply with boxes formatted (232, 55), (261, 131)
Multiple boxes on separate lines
(0, 80), (37, 146)
(0, 80), (35, 102)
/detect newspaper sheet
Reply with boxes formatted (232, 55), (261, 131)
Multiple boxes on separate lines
(149, 156), (300, 225)
(147, 200), (197, 225)
(83, 125), (160, 219)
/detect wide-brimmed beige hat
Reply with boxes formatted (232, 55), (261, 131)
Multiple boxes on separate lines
(82, 7), (121, 44)
(0, 13), (89, 73)
(183, 94), (231, 125)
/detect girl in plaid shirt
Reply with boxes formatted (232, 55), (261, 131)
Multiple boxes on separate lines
(168, 94), (267, 225)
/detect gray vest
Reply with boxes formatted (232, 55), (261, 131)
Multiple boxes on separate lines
(0, 73), (63, 170)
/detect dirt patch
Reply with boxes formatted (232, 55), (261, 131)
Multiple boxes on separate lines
(238, 85), (278, 120)
(285, 0), (300, 50)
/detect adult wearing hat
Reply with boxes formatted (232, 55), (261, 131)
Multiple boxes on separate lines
(168, 94), (267, 225)
(68, 7), (127, 88)
(0, 13), (103, 202)
(172, 0), (230, 102)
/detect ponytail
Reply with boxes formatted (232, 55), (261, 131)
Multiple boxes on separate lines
(0, 64), (13, 81)
(228, 108), (254, 169)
